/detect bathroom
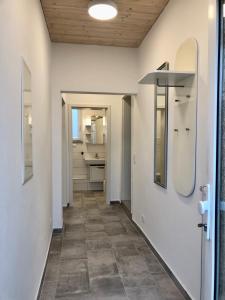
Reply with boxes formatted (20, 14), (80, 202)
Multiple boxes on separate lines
(71, 107), (107, 193)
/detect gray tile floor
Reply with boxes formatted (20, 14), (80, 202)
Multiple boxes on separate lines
(40, 192), (185, 300)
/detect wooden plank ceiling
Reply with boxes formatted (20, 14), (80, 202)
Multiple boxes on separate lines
(41, 0), (169, 48)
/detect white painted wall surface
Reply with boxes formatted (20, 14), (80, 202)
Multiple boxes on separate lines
(51, 44), (138, 228)
(65, 93), (123, 202)
(133, 1), (208, 299)
(0, 1), (52, 299)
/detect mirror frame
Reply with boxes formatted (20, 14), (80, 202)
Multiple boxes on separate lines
(154, 62), (169, 188)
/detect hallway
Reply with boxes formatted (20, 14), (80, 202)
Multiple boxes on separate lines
(40, 192), (184, 300)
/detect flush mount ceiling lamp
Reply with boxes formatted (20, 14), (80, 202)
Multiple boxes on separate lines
(88, 0), (118, 21)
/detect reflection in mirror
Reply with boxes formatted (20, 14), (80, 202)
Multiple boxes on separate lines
(73, 108), (106, 145)
(91, 115), (104, 144)
(154, 62), (169, 188)
(22, 60), (33, 184)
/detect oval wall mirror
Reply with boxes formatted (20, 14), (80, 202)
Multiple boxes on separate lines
(173, 38), (198, 197)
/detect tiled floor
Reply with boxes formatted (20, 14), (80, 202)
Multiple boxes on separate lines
(40, 192), (185, 300)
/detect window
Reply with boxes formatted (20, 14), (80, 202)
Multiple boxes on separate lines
(72, 108), (81, 142)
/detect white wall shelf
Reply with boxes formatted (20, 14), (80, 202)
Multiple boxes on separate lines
(138, 70), (195, 87)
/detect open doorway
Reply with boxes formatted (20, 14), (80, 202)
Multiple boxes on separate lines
(61, 92), (130, 210)
(70, 106), (108, 199)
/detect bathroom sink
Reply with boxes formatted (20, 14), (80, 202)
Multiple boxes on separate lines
(84, 156), (105, 165)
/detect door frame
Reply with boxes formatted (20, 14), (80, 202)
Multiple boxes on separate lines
(61, 98), (71, 207)
(215, 0), (224, 298)
(62, 99), (69, 207)
(201, 1), (219, 299)
(66, 103), (112, 205)
(121, 95), (132, 212)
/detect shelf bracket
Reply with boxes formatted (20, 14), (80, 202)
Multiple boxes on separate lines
(156, 79), (185, 88)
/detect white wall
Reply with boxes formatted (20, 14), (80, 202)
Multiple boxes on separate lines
(65, 93), (123, 201)
(0, 1), (52, 299)
(51, 43), (138, 228)
(133, 0), (209, 299)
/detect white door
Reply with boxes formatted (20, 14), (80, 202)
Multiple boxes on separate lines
(121, 96), (132, 211)
(200, 1), (218, 299)
(62, 100), (68, 207)
(68, 105), (73, 205)
(62, 101), (73, 207)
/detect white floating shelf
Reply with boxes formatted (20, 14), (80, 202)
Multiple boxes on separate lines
(138, 70), (195, 87)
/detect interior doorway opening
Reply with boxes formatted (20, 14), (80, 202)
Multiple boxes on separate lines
(61, 92), (134, 211)
(70, 106), (108, 198)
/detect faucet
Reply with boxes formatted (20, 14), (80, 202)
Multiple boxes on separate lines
(95, 153), (99, 159)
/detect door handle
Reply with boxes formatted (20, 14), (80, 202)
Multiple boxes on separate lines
(198, 200), (209, 215)
(198, 184), (210, 240)
(197, 223), (207, 232)
(199, 185), (207, 192)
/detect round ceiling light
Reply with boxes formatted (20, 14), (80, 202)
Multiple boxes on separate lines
(88, 0), (118, 21)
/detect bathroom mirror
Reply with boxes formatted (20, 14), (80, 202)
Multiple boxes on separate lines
(91, 115), (105, 144)
(21, 60), (33, 184)
(154, 62), (169, 188)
